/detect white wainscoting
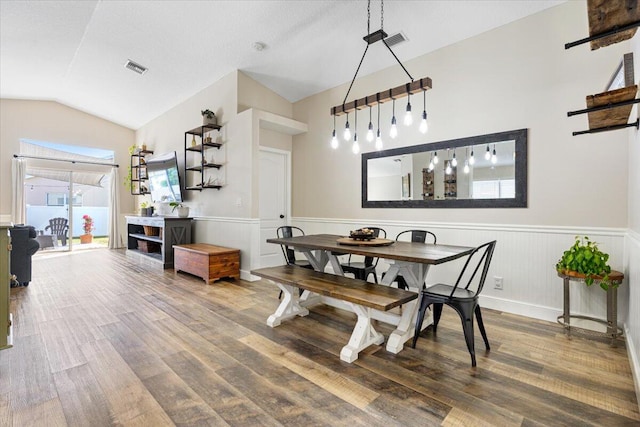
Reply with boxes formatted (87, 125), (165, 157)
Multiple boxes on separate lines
(625, 230), (640, 406)
(293, 217), (627, 323)
(193, 216), (260, 281)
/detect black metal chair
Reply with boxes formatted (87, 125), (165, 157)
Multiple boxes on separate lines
(340, 227), (386, 283)
(392, 229), (437, 290)
(276, 226), (313, 299)
(276, 226), (313, 270)
(412, 240), (497, 367)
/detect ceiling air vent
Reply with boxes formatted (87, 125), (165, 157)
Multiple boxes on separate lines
(124, 59), (148, 75)
(384, 32), (408, 48)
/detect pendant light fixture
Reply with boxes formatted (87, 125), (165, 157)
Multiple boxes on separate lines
(451, 149), (457, 167)
(366, 106), (374, 142)
(428, 153), (434, 171)
(484, 144), (491, 160)
(433, 151), (439, 165)
(403, 88), (413, 126)
(352, 108), (360, 154)
(469, 146), (475, 165)
(419, 90), (428, 134)
(463, 148), (470, 173)
(375, 103), (383, 150)
(331, 115), (339, 149)
(344, 113), (351, 141)
(445, 149), (452, 175)
(329, 0), (432, 153)
(491, 144), (497, 164)
(390, 99), (398, 139)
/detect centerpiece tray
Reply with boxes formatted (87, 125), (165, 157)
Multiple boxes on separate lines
(337, 237), (395, 247)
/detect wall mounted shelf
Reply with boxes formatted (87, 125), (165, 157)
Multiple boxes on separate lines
(130, 149), (153, 195)
(184, 124), (225, 191)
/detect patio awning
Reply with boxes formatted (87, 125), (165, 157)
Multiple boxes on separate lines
(25, 167), (104, 187)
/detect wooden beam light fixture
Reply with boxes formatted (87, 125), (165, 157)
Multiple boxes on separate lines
(330, 0), (433, 152)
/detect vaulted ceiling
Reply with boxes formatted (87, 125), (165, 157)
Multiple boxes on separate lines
(0, 1), (565, 129)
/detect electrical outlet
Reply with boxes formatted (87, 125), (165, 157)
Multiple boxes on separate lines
(494, 276), (503, 290)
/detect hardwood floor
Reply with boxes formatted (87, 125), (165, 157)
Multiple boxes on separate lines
(1, 248), (638, 426)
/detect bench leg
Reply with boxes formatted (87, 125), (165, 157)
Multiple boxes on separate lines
(267, 283), (309, 327)
(340, 303), (384, 363)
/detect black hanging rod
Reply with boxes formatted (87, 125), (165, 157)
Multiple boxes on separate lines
(567, 98), (640, 117)
(565, 20), (640, 50)
(572, 119), (639, 136)
(13, 154), (119, 167)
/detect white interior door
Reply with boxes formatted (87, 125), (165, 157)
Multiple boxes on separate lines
(259, 149), (289, 267)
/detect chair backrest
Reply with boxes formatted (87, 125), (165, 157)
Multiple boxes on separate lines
(359, 227), (386, 266)
(450, 240), (497, 298)
(46, 217), (68, 235)
(276, 226), (305, 265)
(395, 229), (437, 244)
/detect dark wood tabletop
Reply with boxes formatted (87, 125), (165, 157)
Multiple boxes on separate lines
(267, 233), (474, 265)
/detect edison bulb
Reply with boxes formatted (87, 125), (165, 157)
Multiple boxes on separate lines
(491, 149), (497, 164)
(428, 160), (434, 171)
(366, 123), (374, 142)
(403, 110), (413, 126)
(463, 162), (470, 174)
(343, 123), (351, 141)
(330, 130), (338, 149)
(445, 164), (452, 175)
(452, 154), (457, 167)
(419, 111), (428, 134)
(484, 145), (491, 160)
(433, 152), (439, 164)
(469, 151), (475, 165)
(375, 130), (383, 150)
(389, 116), (398, 139)
(352, 140), (360, 154)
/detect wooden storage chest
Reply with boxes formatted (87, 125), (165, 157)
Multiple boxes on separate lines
(173, 243), (240, 284)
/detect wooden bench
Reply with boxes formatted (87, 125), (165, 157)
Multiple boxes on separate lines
(251, 265), (418, 362)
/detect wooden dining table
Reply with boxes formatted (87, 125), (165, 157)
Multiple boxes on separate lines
(266, 233), (474, 354)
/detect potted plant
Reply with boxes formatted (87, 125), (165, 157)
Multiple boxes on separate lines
(169, 201), (189, 218)
(555, 236), (615, 290)
(201, 109), (217, 125)
(80, 214), (94, 244)
(140, 201), (154, 217)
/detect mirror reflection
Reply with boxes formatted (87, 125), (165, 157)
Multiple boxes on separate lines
(362, 129), (527, 208)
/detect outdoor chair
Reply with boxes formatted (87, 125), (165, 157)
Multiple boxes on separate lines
(341, 227), (386, 283)
(412, 240), (497, 367)
(45, 217), (69, 246)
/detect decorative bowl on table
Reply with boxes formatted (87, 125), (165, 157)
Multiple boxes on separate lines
(349, 228), (375, 241)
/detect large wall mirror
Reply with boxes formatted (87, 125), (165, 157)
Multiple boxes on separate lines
(362, 129), (527, 208)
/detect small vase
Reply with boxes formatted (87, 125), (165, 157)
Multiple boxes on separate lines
(203, 115), (217, 126)
(191, 135), (197, 147)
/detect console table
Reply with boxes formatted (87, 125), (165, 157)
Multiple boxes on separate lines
(557, 270), (624, 345)
(125, 215), (192, 269)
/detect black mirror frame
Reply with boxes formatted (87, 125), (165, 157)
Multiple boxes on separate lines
(362, 128), (528, 208)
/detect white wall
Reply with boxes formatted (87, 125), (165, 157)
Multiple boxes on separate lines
(292, 1), (628, 227)
(626, 30), (640, 405)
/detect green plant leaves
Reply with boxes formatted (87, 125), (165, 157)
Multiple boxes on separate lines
(555, 236), (616, 290)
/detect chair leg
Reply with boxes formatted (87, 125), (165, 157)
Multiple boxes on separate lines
(475, 305), (490, 350)
(372, 271), (378, 284)
(432, 303), (443, 333)
(412, 295), (431, 348)
(455, 303), (477, 367)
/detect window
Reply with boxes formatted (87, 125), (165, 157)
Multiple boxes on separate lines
(472, 179), (515, 199)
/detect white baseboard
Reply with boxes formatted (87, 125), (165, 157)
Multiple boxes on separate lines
(479, 295), (561, 323)
(626, 323), (640, 414)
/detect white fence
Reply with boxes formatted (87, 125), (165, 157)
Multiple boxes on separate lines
(26, 206), (109, 236)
